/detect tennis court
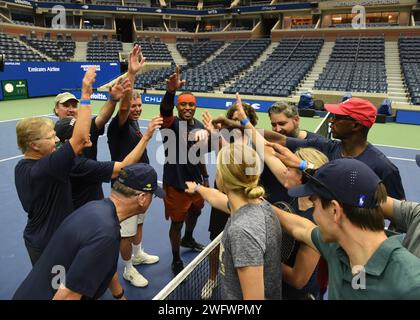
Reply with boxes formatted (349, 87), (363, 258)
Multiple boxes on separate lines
(0, 97), (419, 299)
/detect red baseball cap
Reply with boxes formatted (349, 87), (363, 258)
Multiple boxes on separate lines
(325, 98), (377, 128)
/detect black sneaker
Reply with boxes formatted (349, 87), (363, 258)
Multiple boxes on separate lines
(172, 260), (184, 276)
(181, 238), (205, 252)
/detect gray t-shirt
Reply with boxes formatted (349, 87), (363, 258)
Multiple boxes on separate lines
(393, 199), (420, 258)
(219, 201), (282, 300)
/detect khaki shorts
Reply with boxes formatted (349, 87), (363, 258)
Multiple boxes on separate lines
(120, 214), (145, 238)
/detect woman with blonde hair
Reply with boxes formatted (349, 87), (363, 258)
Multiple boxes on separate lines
(185, 143), (282, 300)
(226, 93), (327, 299)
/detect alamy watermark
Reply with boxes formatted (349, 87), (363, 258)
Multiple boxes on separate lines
(51, 265), (66, 290)
(352, 265), (366, 290)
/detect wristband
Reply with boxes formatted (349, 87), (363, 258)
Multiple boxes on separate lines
(80, 100), (91, 106)
(299, 160), (308, 171)
(240, 118), (250, 126)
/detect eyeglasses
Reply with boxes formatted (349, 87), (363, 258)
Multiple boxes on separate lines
(33, 134), (57, 142)
(301, 170), (342, 204)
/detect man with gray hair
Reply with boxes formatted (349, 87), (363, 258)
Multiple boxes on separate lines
(13, 163), (164, 300)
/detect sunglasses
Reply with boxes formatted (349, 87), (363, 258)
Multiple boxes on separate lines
(301, 170), (342, 205)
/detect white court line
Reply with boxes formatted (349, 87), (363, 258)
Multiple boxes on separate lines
(0, 155), (23, 163)
(388, 156), (415, 162)
(0, 115), (152, 124)
(0, 114), (55, 123)
(374, 144), (420, 151)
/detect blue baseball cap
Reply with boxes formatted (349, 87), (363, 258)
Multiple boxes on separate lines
(117, 163), (164, 198)
(288, 158), (381, 208)
(55, 116), (76, 142)
(416, 155), (420, 167)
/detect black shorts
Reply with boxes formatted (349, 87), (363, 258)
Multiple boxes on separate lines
(208, 207), (230, 241)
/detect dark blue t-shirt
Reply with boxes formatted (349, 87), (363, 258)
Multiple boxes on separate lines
(161, 117), (206, 191)
(82, 117), (105, 160)
(107, 114), (149, 164)
(70, 157), (114, 209)
(286, 136), (406, 200)
(14, 142), (76, 253)
(13, 199), (120, 300)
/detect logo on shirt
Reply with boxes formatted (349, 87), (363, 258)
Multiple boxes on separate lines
(358, 195), (366, 207)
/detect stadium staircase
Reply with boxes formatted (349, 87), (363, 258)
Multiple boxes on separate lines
(166, 43), (188, 66)
(217, 41), (278, 94)
(385, 41), (410, 104)
(15, 37), (51, 61)
(73, 42), (87, 61)
(293, 41), (335, 96)
(202, 42), (230, 64)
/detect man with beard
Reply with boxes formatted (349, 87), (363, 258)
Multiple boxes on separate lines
(268, 102), (318, 139)
(160, 65), (210, 275)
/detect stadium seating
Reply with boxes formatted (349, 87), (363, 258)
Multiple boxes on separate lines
(224, 38), (324, 97)
(86, 40), (123, 61)
(171, 39), (270, 93)
(399, 37), (420, 105)
(134, 38), (173, 62)
(314, 37), (387, 93)
(21, 35), (74, 61)
(134, 64), (178, 89)
(12, 20), (35, 27)
(176, 40), (224, 67)
(0, 33), (46, 62)
(291, 24), (315, 29)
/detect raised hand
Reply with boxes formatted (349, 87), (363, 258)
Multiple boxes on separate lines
(193, 129), (209, 142)
(235, 92), (247, 122)
(265, 142), (301, 169)
(81, 67), (97, 99)
(185, 181), (199, 194)
(166, 65), (185, 93)
(109, 77), (131, 102)
(144, 116), (164, 140)
(128, 45), (146, 76)
(203, 111), (220, 134)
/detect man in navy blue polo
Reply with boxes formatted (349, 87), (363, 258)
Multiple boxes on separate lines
(14, 67), (96, 266)
(106, 45), (161, 288)
(13, 163), (164, 300)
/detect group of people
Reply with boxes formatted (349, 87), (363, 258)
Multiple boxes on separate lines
(11, 44), (420, 300)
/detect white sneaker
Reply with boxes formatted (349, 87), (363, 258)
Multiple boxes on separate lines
(132, 249), (159, 265)
(201, 278), (217, 300)
(123, 267), (148, 287)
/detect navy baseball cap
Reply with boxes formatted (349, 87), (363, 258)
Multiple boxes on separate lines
(416, 155), (420, 167)
(55, 116), (76, 142)
(117, 163), (164, 198)
(288, 158), (381, 208)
